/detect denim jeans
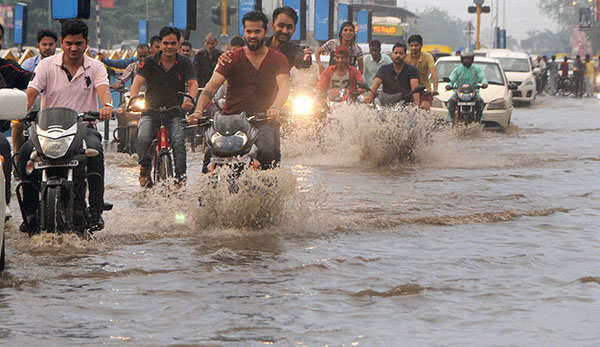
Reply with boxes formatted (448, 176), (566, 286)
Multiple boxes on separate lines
(136, 114), (186, 177)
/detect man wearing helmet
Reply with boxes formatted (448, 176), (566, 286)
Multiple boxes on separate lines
(445, 50), (488, 121)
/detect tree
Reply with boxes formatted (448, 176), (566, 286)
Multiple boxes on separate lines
(521, 29), (570, 55)
(538, 0), (598, 53)
(410, 7), (470, 50)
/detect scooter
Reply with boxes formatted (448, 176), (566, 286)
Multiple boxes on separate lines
(16, 108), (113, 237)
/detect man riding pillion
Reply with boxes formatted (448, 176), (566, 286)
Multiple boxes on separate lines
(20, 19), (113, 233)
(363, 42), (420, 107)
(218, 6), (312, 72)
(190, 11), (290, 171)
(445, 50), (488, 122)
(406, 34), (438, 110)
(129, 26), (198, 187)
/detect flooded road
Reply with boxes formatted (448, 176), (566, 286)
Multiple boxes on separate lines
(1, 96), (599, 345)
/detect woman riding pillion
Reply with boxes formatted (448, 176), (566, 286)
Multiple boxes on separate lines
(445, 50), (488, 122)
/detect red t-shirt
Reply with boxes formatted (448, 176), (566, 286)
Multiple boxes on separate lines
(560, 61), (569, 77)
(216, 47), (289, 115)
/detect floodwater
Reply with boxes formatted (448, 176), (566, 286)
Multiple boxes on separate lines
(1, 96), (599, 346)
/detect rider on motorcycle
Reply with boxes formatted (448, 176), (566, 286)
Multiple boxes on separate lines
(445, 50), (488, 121)
(20, 19), (113, 233)
(129, 26), (198, 187)
(190, 11), (290, 171)
(315, 46), (366, 100)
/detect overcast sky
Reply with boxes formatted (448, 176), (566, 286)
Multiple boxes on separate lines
(400, 0), (559, 40)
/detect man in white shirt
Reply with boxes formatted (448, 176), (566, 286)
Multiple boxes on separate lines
(362, 40), (392, 87)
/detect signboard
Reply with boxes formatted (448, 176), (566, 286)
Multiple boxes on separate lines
(372, 24), (403, 37)
(138, 20), (148, 44)
(0, 6), (13, 29)
(337, 3), (351, 33)
(282, 0), (306, 41)
(239, 0), (260, 35)
(52, 0), (90, 20)
(356, 10), (370, 44)
(13, 3), (26, 45)
(314, 0), (333, 41)
(173, 0), (196, 31)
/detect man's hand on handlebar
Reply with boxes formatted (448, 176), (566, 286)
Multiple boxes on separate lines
(181, 99), (194, 111)
(188, 112), (201, 125)
(445, 85), (452, 91)
(99, 105), (113, 120)
(267, 107), (281, 120)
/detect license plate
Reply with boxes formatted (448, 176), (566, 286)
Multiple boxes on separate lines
(458, 102), (476, 106)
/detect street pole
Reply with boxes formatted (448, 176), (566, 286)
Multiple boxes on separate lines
(221, 0), (227, 37)
(475, 4), (482, 49)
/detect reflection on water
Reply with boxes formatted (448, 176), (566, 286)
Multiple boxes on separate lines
(0, 96), (600, 345)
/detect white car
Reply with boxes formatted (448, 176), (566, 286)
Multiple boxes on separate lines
(487, 51), (537, 105)
(431, 56), (514, 130)
(0, 89), (29, 271)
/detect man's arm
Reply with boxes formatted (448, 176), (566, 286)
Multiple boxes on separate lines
(101, 56), (137, 69)
(182, 79), (199, 111)
(477, 67), (488, 85)
(96, 84), (113, 120)
(364, 77), (383, 104)
(270, 73), (290, 113)
(293, 44), (312, 69)
(192, 72), (226, 116)
(129, 74), (146, 98)
(358, 57), (364, 74)
(410, 78), (420, 105)
(26, 87), (40, 110)
(115, 62), (137, 87)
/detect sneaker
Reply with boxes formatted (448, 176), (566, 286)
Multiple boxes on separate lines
(139, 166), (152, 187)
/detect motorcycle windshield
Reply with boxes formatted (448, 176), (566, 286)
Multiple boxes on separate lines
(37, 108), (78, 131)
(213, 113), (250, 135)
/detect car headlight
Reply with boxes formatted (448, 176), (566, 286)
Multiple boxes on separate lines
(432, 97), (444, 108)
(39, 135), (74, 159)
(292, 94), (315, 116)
(487, 98), (506, 110)
(211, 131), (248, 152)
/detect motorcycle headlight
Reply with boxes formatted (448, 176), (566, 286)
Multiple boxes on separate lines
(292, 94), (315, 116)
(432, 97), (444, 108)
(134, 98), (145, 110)
(39, 135), (74, 159)
(487, 98), (506, 110)
(211, 131), (248, 152)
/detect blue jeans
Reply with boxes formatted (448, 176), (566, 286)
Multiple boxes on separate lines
(136, 114), (186, 177)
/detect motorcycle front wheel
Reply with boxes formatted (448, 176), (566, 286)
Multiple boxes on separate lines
(44, 186), (63, 233)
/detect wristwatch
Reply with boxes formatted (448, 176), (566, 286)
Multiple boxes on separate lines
(103, 103), (113, 108)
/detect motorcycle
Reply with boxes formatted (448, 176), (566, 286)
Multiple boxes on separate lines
(282, 87), (326, 136)
(446, 83), (487, 125)
(113, 87), (144, 155)
(201, 112), (264, 177)
(16, 108), (113, 237)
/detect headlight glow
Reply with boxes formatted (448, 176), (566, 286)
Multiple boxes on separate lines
(39, 135), (74, 159)
(292, 94), (315, 116)
(134, 98), (145, 110)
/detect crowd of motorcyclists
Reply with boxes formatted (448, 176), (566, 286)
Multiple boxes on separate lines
(0, 5), (595, 238)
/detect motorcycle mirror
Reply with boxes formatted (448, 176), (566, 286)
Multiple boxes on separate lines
(0, 89), (28, 120)
(442, 77), (451, 83)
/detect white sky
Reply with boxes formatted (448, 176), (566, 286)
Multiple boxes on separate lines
(401, 0), (559, 39)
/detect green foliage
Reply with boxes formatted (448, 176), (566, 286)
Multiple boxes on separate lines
(521, 29), (570, 54)
(411, 7), (470, 49)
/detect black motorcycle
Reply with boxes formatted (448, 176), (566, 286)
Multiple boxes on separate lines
(446, 83), (487, 125)
(16, 108), (112, 236)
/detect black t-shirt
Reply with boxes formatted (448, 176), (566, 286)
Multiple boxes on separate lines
(376, 62), (419, 98)
(0, 58), (33, 90)
(138, 52), (196, 110)
(193, 48), (223, 87)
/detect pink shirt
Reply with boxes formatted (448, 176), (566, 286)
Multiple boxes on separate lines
(28, 52), (109, 112)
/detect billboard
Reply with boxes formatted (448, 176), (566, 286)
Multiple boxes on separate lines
(13, 3), (26, 45)
(337, 3), (351, 33)
(314, 0), (333, 41)
(139, 20), (148, 44)
(357, 10), (370, 44)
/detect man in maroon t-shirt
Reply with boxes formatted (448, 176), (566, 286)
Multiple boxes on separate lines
(191, 11), (290, 169)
